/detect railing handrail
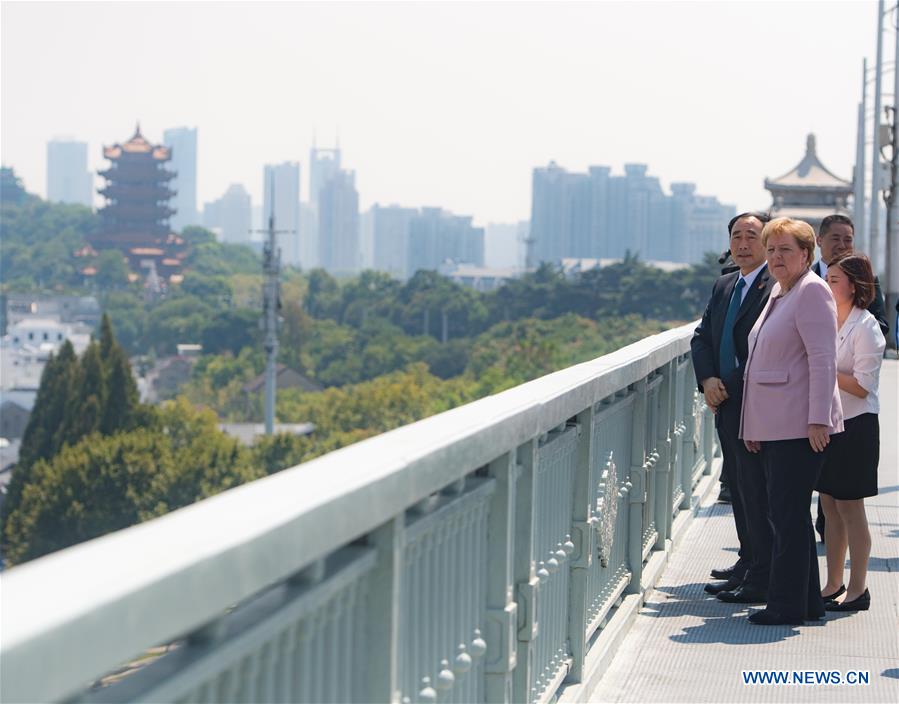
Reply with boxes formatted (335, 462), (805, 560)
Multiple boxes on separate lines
(0, 321), (697, 704)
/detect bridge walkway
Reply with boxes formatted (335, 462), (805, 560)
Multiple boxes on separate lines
(590, 359), (899, 703)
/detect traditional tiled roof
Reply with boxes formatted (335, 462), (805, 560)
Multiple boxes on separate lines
(129, 247), (165, 257)
(102, 123), (171, 161)
(765, 134), (852, 191)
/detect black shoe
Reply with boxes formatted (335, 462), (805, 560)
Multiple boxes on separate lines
(825, 589), (870, 612)
(748, 609), (803, 626)
(821, 585), (845, 602)
(717, 483), (732, 503)
(705, 577), (741, 595)
(710, 564), (737, 580)
(717, 586), (767, 604)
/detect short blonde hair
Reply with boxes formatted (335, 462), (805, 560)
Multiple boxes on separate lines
(761, 217), (816, 267)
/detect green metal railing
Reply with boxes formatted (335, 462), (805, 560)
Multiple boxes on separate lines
(1, 322), (718, 704)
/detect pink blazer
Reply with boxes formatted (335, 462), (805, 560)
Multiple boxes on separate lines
(740, 269), (843, 442)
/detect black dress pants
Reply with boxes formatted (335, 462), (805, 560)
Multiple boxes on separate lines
(732, 427), (772, 590)
(762, 438), (826, 620)
(714, 400), (751, 580)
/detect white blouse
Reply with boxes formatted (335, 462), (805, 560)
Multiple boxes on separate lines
(836, 307), (886, 419)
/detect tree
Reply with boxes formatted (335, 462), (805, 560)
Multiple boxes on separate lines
(2, 399), (263, 565)
(305, 268), (341, 319)
(199, 308), (259, 356)
(95, 250), (130, 291)
(60, 341), (106, 446)
(101, 291), (146, 354)
(1, 342), (79, 539)
(100, 344), (141, 435)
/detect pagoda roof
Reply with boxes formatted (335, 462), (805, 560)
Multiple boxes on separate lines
(765, 134), (852, 192)
(129, 247), (166, 257)
(103, 123), (171, 161)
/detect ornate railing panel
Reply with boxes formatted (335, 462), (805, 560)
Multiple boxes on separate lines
(585, 391), (635, 638)
(399, 474), (492, 704)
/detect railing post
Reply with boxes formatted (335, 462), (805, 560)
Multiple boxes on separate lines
(512, 439), (539, 704)
(680, 362), (694, 509)
(566, 406), (595, 682)
(367, 516), (404, 703)
(485, 452), (518, 704)
(626, 379), (647, 594)
(654, 362), (674, 549)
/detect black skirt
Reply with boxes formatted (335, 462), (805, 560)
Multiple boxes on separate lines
(817, 413), (880, 500)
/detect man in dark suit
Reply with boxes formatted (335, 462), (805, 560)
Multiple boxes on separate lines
(692, 212), (775, 602)
(811, 214), (888, 544)
(813, 214), (888, 335)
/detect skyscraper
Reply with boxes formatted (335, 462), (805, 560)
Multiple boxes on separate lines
(372, 204), (418, 279)
(529, 162), (592, 263)
(407, 208), (484, 275)
(203, 184), (252, 245)
(163, 127), (198, 231)
(46, 139), (92, 207)
(318, 169), (359, 275)
(262, 162), (301, 267)
(529, 161), (734, 265)
(309, 146), (341, 206)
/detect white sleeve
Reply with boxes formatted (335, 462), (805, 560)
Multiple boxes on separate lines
(852, 316), (886, 393)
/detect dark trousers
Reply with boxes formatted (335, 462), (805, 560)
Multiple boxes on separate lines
(715, 400), (751, 580)
(762, 438), (826, 620)
(718, 399), (774, 591)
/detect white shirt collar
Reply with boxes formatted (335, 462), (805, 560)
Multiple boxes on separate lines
(739, 262), (766, 289)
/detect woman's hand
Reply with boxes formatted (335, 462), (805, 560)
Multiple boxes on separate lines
(808, 424), (830, 453)
(744, 440), (761, 453)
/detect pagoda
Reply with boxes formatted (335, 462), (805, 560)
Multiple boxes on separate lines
(93, 124), (185, 280)
(764, 133), (853, 233)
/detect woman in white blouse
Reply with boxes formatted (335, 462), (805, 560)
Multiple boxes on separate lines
(818, 253), (885, 612)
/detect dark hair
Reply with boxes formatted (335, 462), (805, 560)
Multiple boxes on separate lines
(819, 214), (854, 237)
(832, 253), (876, 309)
(728, 211), (771, 235)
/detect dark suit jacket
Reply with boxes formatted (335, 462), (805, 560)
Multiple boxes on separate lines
(691, 265), (775, 401)
(812, 261), (889, 339)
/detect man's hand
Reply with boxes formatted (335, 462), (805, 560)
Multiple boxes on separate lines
(808, 424), (830, 453)
(701, 377), (729, 408)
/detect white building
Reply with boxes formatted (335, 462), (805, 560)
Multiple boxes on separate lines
(0, 318), (92, 394)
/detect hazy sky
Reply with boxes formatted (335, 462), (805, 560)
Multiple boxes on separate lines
(0, 1), (881, 225)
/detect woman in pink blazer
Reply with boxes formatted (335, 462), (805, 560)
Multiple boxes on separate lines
(740, 218), (843, 626)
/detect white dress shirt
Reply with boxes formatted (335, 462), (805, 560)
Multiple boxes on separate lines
(836, 306), (885, 419)
(736, 262), (766, 305)
(813, 259), (828, 279)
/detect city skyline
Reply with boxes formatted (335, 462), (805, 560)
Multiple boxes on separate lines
(1, 2), (875, 226)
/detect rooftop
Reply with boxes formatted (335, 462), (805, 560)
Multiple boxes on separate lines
(765, 133), (852, 192)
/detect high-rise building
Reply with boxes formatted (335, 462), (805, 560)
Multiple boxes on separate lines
(46, 139), (92, 207)
(163, 127), (198, 231)
(263, 162), (301, 267)
(318, 169), (359, 275)
(371, 204), (418, 279)
(309, 146), (341, 206)
(407, 208), (484, 275)
(484, 222), (528, 269)
(529, 161), (734, 265)
(203, 184), (252, 245)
